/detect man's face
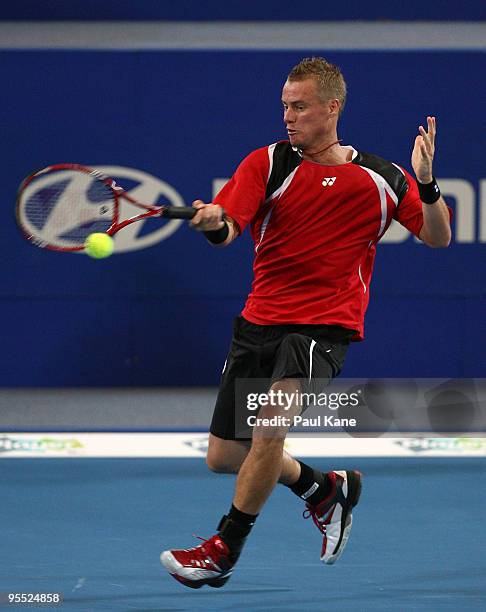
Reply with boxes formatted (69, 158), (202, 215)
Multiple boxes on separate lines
(281, 78), (335, 150)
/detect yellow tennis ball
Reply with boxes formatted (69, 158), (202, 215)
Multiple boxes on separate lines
(84, 233), (114, 259)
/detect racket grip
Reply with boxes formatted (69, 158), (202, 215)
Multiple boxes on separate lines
(163, 206), (197, 219)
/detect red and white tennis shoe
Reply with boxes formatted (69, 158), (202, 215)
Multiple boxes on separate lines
(160, 534), (234, 589)
(304, 470), (362, 564)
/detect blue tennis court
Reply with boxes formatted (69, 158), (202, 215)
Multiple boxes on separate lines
(2, 3), (485, 611)
(2, 456), (485, 611)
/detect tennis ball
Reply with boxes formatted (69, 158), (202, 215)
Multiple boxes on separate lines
(84, 233), (114, 259)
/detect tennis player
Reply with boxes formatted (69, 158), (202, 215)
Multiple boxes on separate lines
(160, 57), (452, 588)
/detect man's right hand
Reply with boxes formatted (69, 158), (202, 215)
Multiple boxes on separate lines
(190, 200), (225, 232)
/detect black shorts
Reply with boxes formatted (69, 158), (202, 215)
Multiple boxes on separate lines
(210, 316), (354, 440)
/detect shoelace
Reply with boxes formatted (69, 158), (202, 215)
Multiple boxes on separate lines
(194, 535), (209, 543)
(188, 535), (232, 573)
(303, 506), (328, 535)
(177, 535), (218, 568)
(186, 534), (212, 553)
(190, 534), (229, 555)
(302, 474), (343, 535)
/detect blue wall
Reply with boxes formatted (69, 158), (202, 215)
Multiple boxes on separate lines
(1, 1), (485, 21)
(2, 50), (485, 386)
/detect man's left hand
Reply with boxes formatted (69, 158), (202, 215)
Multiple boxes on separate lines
(412, 116), (436, 183)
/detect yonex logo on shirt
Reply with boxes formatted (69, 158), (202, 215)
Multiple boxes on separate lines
(322, 177), (337, 187)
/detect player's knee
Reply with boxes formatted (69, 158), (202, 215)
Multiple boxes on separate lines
(206, 450), (238, 474)
(206, 452), (229, 473)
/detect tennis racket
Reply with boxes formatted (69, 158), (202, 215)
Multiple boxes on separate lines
(16, 163), (201, 252)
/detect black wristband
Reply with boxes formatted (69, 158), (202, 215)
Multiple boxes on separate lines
(417, 176), (441, 204)
(204, 221), (229, 244)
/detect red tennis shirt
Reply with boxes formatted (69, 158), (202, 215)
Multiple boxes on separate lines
(214, 141), (425, 340)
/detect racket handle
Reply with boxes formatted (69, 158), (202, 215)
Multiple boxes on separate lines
(163, 206), (197, 219)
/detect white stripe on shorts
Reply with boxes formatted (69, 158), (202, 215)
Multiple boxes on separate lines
(308, 339), (317, 381)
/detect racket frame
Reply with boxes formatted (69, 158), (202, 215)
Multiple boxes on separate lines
(16, 163), (195, 252)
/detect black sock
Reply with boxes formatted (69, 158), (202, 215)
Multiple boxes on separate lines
(287, 460), (331, 506)
(217, 504), (258, 563)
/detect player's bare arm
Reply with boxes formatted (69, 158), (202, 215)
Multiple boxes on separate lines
(190, 199), (238, 247)
(413, 116), (452, 248)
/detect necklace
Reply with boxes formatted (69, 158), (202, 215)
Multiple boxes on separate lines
(304, 139), (342, 158)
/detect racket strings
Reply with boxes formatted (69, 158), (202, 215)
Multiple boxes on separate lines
(18, 170), (116, 248)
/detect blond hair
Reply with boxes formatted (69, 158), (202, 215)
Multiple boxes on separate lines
(287, 57), (347, 113)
